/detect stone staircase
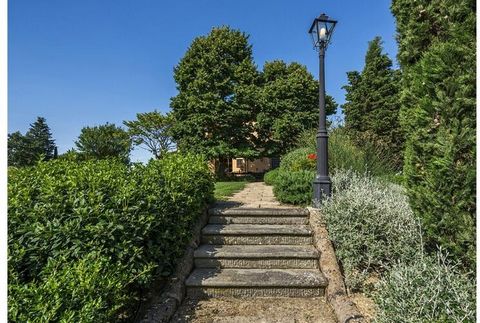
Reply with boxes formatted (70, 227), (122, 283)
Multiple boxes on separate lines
(185, 207), (328, 298)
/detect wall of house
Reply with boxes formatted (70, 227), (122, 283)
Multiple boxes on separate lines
(232, 157), (271, 173)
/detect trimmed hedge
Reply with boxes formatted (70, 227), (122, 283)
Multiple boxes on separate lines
(263, 168), (281, 186)
(8, 153), (214, 322)
(278, 147), (315, 172)
(272, 170), (314, 205)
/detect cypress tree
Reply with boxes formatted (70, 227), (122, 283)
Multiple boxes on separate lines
(391, 0), (475, 269)
(342, 37), (402, 168)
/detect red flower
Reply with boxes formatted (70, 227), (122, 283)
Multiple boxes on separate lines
(307, 153), (317, 160)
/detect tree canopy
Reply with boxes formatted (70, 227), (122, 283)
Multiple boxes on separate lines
(75, 123), (132, 163)
(124, 110), (174, 159)
(170, 26), (259, 162)
(170, 27), (338, 166)
(255, 60), (337, 157)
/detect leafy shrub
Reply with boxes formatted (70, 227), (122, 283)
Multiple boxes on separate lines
(272, 170), (314, 205)
(290, 128), (394, 176)
(321, 170), (422, 291)
(8, 153), (213, 322)
(9, 252), (132, 322)
(263, 168), (281, 186)
(374, 251), (476, 322)
(279, 147), (315, 172)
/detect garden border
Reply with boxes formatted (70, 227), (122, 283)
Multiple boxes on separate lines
(307, 207), (364, 323)
(137, 206), (211, 323)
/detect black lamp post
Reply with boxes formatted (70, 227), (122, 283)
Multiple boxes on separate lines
(308, 13), (337, 208)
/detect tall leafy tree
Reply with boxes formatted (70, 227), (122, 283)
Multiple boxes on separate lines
(8, 132), (29, 167)
(170, 26), (259, 174)
(75, 123), (132, 163)
(255, 60), (337, 157)
(124, 110), (174, 159)
(342, 37), (402, 168)
(391, 0), (475, 268)
(8, 117), (56, 167)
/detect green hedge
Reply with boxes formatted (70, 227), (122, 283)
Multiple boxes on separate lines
(278, 147), (315, 172)
(8, 153), (214, 322)
(263, 168), (281, 186)
(272, 170), (314, 205)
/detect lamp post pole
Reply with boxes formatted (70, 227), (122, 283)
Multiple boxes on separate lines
(312, 45), (331, 208)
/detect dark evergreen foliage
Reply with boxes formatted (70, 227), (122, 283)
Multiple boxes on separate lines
(342, 37), (403, 168)
(8, 131), (29, 167)
(8, 117), (56, 167)
(391, 0), (476, 269)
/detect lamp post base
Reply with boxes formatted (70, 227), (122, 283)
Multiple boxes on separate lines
(312, 176), (331, 208)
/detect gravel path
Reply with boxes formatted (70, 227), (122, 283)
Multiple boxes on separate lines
(220, 181), (295, 208)
(171, 297), (337, 323)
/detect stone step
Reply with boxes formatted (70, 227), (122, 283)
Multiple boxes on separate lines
(194, 244), (319, 269)
(209, 215), (308, 225)
(209, 207), (309, 216)
(201, 224), (313, 245)
(186, 268), (327, 298)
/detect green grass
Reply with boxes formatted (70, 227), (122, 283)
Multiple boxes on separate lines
(214, 181), (247, 200)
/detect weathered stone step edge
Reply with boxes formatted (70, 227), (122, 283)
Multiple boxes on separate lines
(185, 268), (327, 287)
(202, 235), (312, 245)
(195, 257), (319, 269)
(194, 244), (319, 259)
(201, 235), (312, 245)
(209, 215), (308, 225)
(202, 224), (312, 236)
(208, 208), (309, 216)
(187, 286), (325, 298)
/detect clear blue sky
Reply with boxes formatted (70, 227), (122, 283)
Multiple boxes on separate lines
(8, 0), (398, 162)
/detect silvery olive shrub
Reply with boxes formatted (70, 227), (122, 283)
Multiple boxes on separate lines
(321, 170), (423, 291)
(373, 251), (476, 323)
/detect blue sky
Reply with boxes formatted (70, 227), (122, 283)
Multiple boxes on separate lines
(8, 0), (398, 162)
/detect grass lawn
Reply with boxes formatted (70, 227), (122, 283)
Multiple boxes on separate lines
(214, 181), (247, 200)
